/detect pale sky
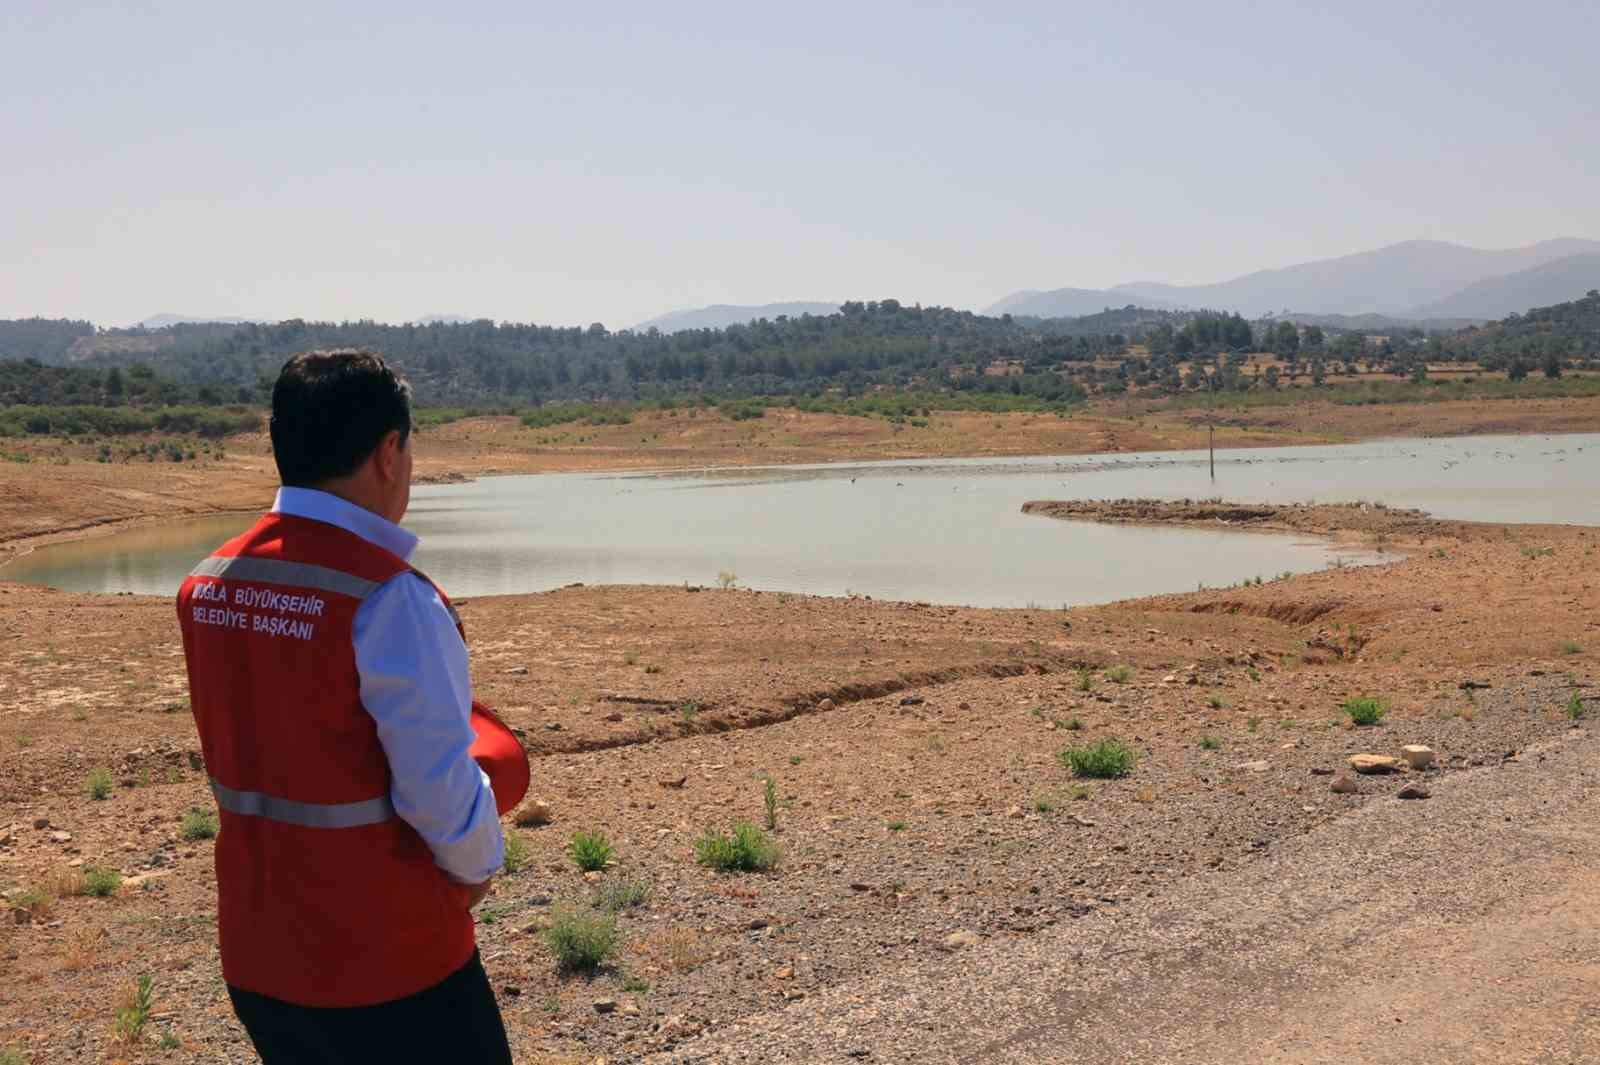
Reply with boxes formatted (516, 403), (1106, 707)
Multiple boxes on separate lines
(3, 0), (1595, 328)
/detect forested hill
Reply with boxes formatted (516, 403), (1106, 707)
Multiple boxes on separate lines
(1433, 289), (1600, 366)
(11, 302), (1133, 406)
(0, 318), (97, 361)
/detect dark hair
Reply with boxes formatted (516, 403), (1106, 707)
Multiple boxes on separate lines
(269, 349), (412, 486)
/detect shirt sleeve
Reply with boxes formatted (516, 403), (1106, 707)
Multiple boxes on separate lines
(353, 573), (504, 883)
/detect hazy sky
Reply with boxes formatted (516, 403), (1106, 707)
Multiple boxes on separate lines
(3, 0), (1595, 328)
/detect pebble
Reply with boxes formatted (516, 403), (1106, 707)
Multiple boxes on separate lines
(940, 930), (980, 951)
(1005, 805), (1024, 819)
(514, 799), (553, 827)
(1349, 754), (1402, 774)
(817, 698), (836, 711)
(1236, 760), (1270, 772)
(504, 666), (529, 675)
(1397, 782), (1431, 800)
(50, 831), (72, 844)
(1330, 774), (1361, 794)
(33, 817), (49, 830)
(593, 998), (618, 1014)
(1400, 744), (1436, 769)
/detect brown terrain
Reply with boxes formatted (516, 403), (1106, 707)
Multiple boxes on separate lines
(1, 397), (1599, 1063)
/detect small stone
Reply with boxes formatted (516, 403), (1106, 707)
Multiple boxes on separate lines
(899, 695), (925, 706)
(505, 666), (529, 675)
(1005, 805), (1024, 819)
(747, 918), (769, 931)
(1349, 754), (1402, 775)
(1397, 783), (1431, 800)
(1069, 814), (1097, 827)
(659, 775), (688, 789)
(941, 930), (980, 951)
(783, 989), (806, 1002)
(1400, 744), (1436, 769)
(817, 698), (836, 712)
(1330, 774), (1360, 794)
(32, 817), (49, 830)
(775, 966), (794, 980)
(1236, 760), (1270, 772)
(514, 799), (553, 827)
(50, 831), (72, 844)
(1310, 767), (1334, 776)
(593, 998), (617, 1014)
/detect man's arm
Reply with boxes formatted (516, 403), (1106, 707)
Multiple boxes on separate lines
(353, 574), (503, 890)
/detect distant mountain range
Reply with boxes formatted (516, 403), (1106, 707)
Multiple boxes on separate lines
(987, 238), (1600, 321)
(632, 302), (840, 333)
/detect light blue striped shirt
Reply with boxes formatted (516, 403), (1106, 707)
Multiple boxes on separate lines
(272, 487), (504, 884)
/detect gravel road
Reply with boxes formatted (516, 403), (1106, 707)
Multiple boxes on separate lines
(662, 726), (1600, 1064)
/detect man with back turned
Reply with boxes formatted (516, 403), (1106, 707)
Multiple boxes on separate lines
(176, 349), (515, 1064)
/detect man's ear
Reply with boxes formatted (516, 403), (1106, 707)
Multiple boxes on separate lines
(373, 429), (404, 484)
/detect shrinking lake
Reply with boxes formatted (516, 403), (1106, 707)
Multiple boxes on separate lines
(6, 433), (1595, 607)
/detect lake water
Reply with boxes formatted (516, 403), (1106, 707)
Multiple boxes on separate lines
(5, 433), (1594, 607)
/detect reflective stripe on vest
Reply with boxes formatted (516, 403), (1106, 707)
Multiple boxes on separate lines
(189, 555), (380, 600)
(210, 777), (395, 829)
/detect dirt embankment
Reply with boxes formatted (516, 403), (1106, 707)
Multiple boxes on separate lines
(1020, 498), (1466, 546)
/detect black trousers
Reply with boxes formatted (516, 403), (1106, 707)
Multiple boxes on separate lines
(227, 950), (512, 1065)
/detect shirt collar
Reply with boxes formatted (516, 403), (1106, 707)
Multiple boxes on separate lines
(271, 487), (419, 562)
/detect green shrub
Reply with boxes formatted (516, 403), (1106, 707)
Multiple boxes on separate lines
(87, 768), (113, 800)
(762, 775), (779, 831)
(503, 833), (531, 874)
(1105, 665), (1132, 684)
(180, 807), (218, 841)
(1342, 696), (1387, 726)
(568, 831), (614, 872)
(115, 974), (154, 1044)
(1559, 639), (1582, 656)
(1058, 739), (1136, 779)
(542, 904), (619, 972)
(83, 866), (122, 897)
(693, 821), (780, 872)
(594, 876), (650, 913)
(1566, 693), (1587, 720)
(1199, 735), (1222, 750)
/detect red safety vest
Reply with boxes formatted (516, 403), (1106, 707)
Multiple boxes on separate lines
(176, 511), (485, 1007)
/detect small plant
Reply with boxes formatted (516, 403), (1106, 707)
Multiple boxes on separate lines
(159, 1032), (181, 1050)
(717, 570), (738, 590)
(887, 820), (907, 832)
(503, 833), (531, 874)
(1559, 640), (1582, 656)
(1105, 665), (1133, 684)
(623, 651), (639, 666)
(620, 971), (651, 994)
(83, 866), (121, 897)
(1246, 715), (1262, 732)
(1342, 696), (1387, 726)
(1566, 693), (1587, 720)
(568, 831), (614, 872)
(1069, 784), (1091, 801)
(1206, 693), (1225, 709)
(679, 699), (703, 721)
(1058, 739), (1136, 779)
(1199, 735), (1222, 750)
(1033, 796), (1055, 813)
(115, 974), (154, 1044)
(542, 904), (620, 972)
(12, 887), (53, 922)
(789, 755), (802, 766)
(762, 775), (779, 831)
(1060, 716), (1084, 731)
(644, 664), (662, 674)
(643, 926), (709, 973)
(88, 767), (113, 800)
(1247, 667), (1261, 682)
(180, 807), (218, 841)
(694, 821), (779, 872)
(594, 875), (650, 913)
(1075, 667), (1095, 692)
